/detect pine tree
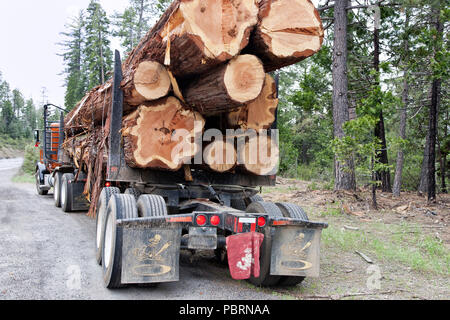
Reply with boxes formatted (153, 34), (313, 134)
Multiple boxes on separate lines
(112, 7), (138, 56)
(84, 0), (113, 90)
(23, 99), (37, 138)
(112, 0), (171, 57)
(59, 11), (86, 111)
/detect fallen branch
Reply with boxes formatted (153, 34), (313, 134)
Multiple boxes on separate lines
(355, 251), (374, 264)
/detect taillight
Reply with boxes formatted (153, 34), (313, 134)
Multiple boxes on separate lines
(196, 215), (207, 226)
(210, 215), (221, 226)
(257, 217), (267, 227)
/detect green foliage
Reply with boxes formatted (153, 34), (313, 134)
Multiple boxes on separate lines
(84, 0), (113, 89)
(59, 11), (87, 111)
(22, 145), (39, 175)
(0, 71), (36, 142)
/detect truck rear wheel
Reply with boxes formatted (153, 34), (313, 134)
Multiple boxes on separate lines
(230, 194), (264, 211)
(125, 188), (141, 201)
(95, 187), (121, 265)
(35, 169), (48, 196)
(61, 173), (75, 213)
(245, 201), (283, 287)
(53, 172), (63, 208)
(137, 195), (168, 217)
(275, 202), (309, 287)
(102, 194), (138, 289)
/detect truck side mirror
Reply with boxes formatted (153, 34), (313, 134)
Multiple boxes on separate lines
(34, 130), (40, 147)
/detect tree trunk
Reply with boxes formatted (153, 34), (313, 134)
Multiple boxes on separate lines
(428, 78), (440, 202)
(122, 96), (205, 171)
(373, 26), (392, 193)
(393, 10), (410, 197)
(245, 0), (324, 72)
(418, 130), (430, 194)
(227, 74), (278, 130)
(426, 2), (443, 202)
(183, 55), (266, 115)
(437, 138), (447, 193)
(332, 0), (356, 191)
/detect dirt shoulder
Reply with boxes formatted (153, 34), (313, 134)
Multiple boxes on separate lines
(0, 146), (24, 159)
(258, 178), (449, 300)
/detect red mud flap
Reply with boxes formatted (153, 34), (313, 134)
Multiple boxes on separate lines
(226, 232), (264, 280)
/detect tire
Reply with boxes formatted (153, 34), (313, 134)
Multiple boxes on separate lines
(245, 195), (263, 206)
(136, 195), (168, 217)
(276, 202), (309, 221)
(230, 199), (246, 211)
(60, 173), (74, 213)
(35, 169), (48, 196)
(230, 194), (264, 211)
(245, 201), (283, 287)
(95, 187), (121, 265)
(275, 202), (309, 287)
(124, 188), (141, 201)
(53, 172), (63, 207)
(102, 194), (138, 289)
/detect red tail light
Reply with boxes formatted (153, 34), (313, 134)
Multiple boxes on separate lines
(258, 217), (267, 227)
(210, 215), (221, 226)
(196, 215), (207, 226)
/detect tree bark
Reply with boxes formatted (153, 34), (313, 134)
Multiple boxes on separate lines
(122, 96), (205, 171)
(226, 74), (278, 130)
(373, 26), (392, 193)
(245, 0), (324, 72)
(332, 0), (356, 191)
(426, 2), (443, 202)
(418, 130), (430, 194)
(183, 55), (266, 115)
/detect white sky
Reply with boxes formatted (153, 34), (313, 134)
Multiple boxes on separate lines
(0, 0), (129, 108)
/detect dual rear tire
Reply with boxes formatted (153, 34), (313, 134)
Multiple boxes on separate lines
(97, 190), (168, 289)
(246, 201), (309, 288)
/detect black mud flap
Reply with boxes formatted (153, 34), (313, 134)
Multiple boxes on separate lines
(121, 226), (182, 284)
(270, 226), (323, 278)
(71, 181), (90, 211)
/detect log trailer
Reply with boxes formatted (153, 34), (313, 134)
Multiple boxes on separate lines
(34, 52), (328, 289)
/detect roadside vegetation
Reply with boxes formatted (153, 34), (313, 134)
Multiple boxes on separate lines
(11, 145), (39, 184)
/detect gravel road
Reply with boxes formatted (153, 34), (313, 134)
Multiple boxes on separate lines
(0, 158), (277, 300)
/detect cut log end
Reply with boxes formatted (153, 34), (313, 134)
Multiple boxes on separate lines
(250, 0), (324, 72)
(178, 0), (259, 58)
(241, 135), (279, 176)
(224, 55), (266, 103)
(204, 140), (237, 173)
(123, 97), (205, 171)
(228, 74), (278, 130)
(134, 61), (172, 101)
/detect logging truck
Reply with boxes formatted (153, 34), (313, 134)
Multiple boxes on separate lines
(34, 0), (328, 288)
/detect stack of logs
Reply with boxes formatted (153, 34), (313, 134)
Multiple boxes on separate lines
(63, 0), (323, 211)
